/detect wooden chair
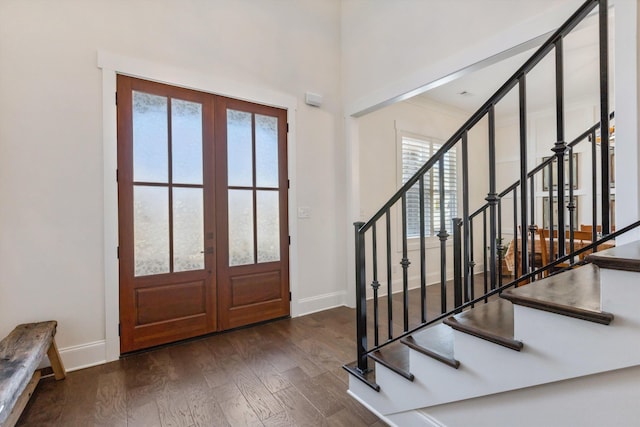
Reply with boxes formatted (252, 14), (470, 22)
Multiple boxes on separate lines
(537, 229), (591, 277)
(580, 224), (616, 233)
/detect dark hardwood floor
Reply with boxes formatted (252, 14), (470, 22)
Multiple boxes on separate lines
(17, 306), (387, 427)
(17, 274), (506, 426)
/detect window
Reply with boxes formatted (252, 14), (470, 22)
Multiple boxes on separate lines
(401, 135), (457, 238)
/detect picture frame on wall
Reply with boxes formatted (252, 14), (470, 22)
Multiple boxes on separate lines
(542, 196), (579, 230)
(542, 153), (578, 191)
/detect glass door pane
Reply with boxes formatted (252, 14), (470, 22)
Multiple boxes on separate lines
(226, 109), (281, 267)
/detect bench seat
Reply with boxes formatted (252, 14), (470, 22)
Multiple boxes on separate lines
(0, 321), (66, 427)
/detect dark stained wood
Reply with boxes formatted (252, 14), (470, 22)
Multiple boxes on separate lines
(444, 299), (524, 351)
(271, 386), (326, 426)
(587, 240), (640, 272)
(117, 75), (218, 353)
(401, 323), (460, 369)
(369, 344), (414, 381)
(215, 95), (290, 331)
(16, 307), (386, 427)
(502, 264), (614, 325)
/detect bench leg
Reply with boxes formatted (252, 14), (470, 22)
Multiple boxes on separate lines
(47, 339), (66, 380)
(4, 371), (41, 427)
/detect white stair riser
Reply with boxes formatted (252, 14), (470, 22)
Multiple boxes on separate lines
(349, 265), (640, 417)
(600, 269), (640, 317)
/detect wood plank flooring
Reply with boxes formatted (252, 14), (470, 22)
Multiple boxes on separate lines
(16, 274), (505, 426)
(16, 307), (387, 427)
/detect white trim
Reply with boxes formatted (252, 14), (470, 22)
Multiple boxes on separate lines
(98, 50), (299, 362)
(295, 291), (346, 316)
(60, 340), (107, 372)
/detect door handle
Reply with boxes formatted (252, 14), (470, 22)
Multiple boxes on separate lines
(201, 247), (214, 254)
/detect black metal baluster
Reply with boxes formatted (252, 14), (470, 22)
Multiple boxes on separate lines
(487, 105), (499, 291)
(469, 219), (476, 305)
(529, 175), (536, 280)
(419, 176), (426, 323)
(353, 222), (368, 373)
(497, 198), (503, 289)
(599, 0), (610, 234)
(438, 156), (449, 313)
(591, 129), (598, 242)
(386, 210), (393, 339)
(513, 187), (519, 284)
(401, 194), (410, 332)
(371, 223), (380, 347)
(548, 162), (555, 262)
(453, 218), (463, 312)
(519, 75), (529, 276)
(567, 147), (576, 260)
(462, 133), (471, 302)
(483, 209), (488, 302)
(553, 37), (567, 256)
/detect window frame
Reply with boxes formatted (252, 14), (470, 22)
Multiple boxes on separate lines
(396, 130), (459, 251)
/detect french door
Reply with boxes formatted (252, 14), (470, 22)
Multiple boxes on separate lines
(117, 76), (289, 353)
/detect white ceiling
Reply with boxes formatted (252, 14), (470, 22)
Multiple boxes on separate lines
(414, 11), (610, 117)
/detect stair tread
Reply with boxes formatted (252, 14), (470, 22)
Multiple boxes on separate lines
(444, 299), (523, 351)
(586, 240), (640, 272)
(369, 343), (414, 381)
(401, 323), (460, 369)
(501, 264), (613, 324)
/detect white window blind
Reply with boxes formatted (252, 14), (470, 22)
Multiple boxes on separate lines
(401, 136), (457, 238)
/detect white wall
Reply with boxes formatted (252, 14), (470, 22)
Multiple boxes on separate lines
(341, 0), (587, 115)
(0, 0), (344, 367)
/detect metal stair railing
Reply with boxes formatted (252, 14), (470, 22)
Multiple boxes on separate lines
(348, 0), (612, 377)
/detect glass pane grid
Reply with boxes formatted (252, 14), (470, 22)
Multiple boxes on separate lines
(132, 92), (206, 276)
(226, 109), (281, 267)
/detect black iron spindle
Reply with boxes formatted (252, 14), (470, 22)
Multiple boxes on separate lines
(419, 176), (426, 323)
(386, 210), (393, 339)
(462, 132), (471, 303)
(519, 75), (529, 276)
(483, 209), (488, 302)
(438, 156), (449, 314)
(487, 105), (499, 291)
(453, 218), (463, 311)
(591, 129), (598, 242)
(469, 219), (476, 305)
(371, 223), (380, 347)
(513, 187), (519, 283)
(567, 147), (576, 260)
(529, 175), (536, 281)
(548, 162), (555, 262)
(401, 194), (410, 332)
(353, 222), (368, 373)
(497, 198), (503, 289)
(553, 37), (567, 255)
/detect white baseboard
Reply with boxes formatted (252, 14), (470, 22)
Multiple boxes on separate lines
(294, 290), (346, 317)
(57, 340), (107, 372)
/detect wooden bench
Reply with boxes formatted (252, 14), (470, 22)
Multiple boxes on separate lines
(0, 321), (66, 427)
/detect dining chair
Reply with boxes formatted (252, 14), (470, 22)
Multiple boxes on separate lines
(537, 229), (588, 277)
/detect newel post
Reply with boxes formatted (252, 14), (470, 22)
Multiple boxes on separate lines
(354, 222), (368, 373)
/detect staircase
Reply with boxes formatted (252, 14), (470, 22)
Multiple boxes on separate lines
(346, 241), (640, 426)
(343, 0), (640, 424)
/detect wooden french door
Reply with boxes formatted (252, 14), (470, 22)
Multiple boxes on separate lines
(117, 76), (289, 353)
